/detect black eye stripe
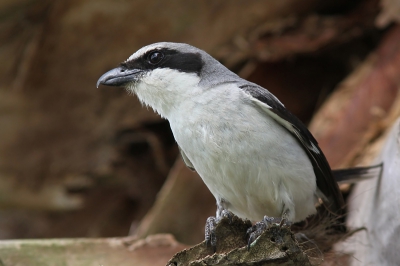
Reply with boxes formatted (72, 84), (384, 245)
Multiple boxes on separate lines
(121, 48), (204, 76)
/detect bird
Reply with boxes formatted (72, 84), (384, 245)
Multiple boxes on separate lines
(97, 42), (381, 247)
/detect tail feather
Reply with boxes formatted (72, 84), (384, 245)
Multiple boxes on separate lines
(332, 163), (383, 184)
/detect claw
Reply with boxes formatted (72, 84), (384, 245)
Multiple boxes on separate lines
(279, 218), (292, 228)
(247, 219), (268, 250)
(205, 207), (234, 251)
(205, 216), (217, 251)
(263, 216), (275, 225)
(279, 218), (286, 227)
(220, 210), (233, 224)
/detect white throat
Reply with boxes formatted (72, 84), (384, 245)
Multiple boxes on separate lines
(127, 68), (202, 118)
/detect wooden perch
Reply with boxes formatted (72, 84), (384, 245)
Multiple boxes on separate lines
(167, 216), (311, 266)
(0, 234), (186, 266)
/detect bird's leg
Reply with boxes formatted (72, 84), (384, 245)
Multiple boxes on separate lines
(246, 208), (292, 249)
(205, 198), (232, 249)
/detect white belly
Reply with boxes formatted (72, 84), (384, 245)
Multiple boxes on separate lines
(169, 88), (317, 222)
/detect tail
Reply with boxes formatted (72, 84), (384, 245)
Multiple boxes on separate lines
(293, 163), (383, 255)
(332, 163), (383, 184)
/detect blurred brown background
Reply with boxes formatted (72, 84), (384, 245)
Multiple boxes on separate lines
(0, 0), (399, 248)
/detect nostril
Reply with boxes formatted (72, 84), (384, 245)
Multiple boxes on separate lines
(120, 69), (126, 72)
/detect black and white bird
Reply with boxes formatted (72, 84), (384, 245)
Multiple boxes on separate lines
(97, 42), (381, 245)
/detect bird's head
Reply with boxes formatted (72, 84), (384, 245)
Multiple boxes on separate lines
(98, 43), (206, 117)
(97, 42), (238, 118)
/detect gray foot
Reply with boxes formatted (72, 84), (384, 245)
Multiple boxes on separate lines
(246, 216), (292, 250)
(205, 210), (232, 251)
(205, 216), (217, 249)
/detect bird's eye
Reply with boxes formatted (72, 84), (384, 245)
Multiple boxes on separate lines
(148, 52), (164, 65)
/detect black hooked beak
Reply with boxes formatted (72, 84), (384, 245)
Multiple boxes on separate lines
(97, 67), (142, 88)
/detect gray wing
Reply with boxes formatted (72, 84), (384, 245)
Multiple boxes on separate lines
(179, 146), (195, 171)
(239, 83), (345, 216)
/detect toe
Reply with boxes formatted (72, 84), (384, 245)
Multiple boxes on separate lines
(205, 217), (216, 243)
(220, 210), (233, 224)
(205, 216), (217, 250)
